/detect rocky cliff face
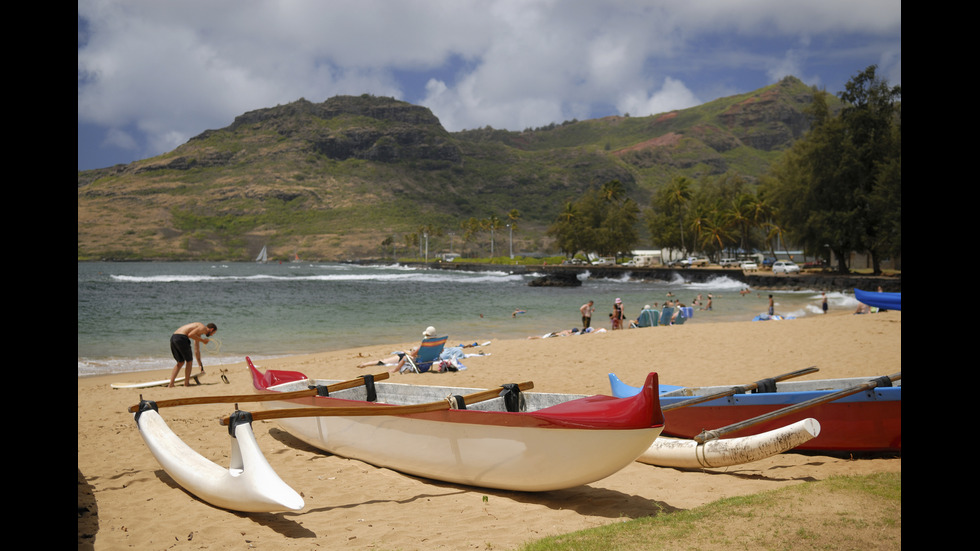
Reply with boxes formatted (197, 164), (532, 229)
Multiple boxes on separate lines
(717, 79), (815, 151)
(219, 96), (462, 164)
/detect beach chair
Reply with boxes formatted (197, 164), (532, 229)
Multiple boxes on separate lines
(636, 309), (659, 328)
(659, 307), (674, 326)
(675, 306), (693, 325)
(403, 335), (449, 373)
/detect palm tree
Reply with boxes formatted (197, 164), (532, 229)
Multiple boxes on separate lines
(665, 177), (692, 253)
(700, 210), (735, 258)
(484, 215), (502, 257)
(600, 180), (625, 202)
(729, 193), (756, 253)
(687, 204), (711, 257)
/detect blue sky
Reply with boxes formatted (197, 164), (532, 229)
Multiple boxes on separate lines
(78, 0), (901, 171)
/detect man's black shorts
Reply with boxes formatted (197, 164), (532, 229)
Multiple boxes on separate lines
(170, 333), (193, 363)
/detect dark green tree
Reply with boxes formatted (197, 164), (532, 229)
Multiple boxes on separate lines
(762, 66), (901, 274)
(547, 181), (640, 259)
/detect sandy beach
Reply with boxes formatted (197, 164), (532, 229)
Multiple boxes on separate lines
(78, 309), (901, 550)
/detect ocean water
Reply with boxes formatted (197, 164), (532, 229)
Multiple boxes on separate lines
(77, 262), (857, 377)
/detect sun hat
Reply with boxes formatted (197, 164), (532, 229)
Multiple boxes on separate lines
(422, 326), (436, 337)
(615, 298), (622, 304)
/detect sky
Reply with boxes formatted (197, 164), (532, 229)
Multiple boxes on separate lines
(77, 0), (901, 171)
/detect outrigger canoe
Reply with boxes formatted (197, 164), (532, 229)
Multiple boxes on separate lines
(854, 288), (901, 311)
(609, 372), (901, 453)
(248, 358), (665, 491)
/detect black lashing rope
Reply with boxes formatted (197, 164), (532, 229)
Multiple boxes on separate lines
(308, 375), (378, 401)
(750, 378), (777, 394)
(360, 374), (377, 402)
(227, 410), (253, 438)
(500, 383), (526, 412)
(134, 399), (158, 424)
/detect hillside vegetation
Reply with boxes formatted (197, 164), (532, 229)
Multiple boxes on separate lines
(77, 76), (829, 261)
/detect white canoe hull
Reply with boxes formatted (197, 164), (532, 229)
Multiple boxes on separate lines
(274, 412), (661, 491)
(636, 418), (821, 469)
(135, 408), (304, 512)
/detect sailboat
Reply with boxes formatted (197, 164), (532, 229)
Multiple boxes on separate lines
(255, 246), (268, 263)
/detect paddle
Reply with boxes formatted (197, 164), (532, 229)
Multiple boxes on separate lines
(662, 367), (819, 412)
(127, 372), (391, 413)
(218, 381), (535, 426)
(693, 372), (901, 443)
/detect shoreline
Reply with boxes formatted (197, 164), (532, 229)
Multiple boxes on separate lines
(79, 310), (900, 550)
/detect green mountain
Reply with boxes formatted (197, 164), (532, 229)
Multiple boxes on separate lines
(77, 76), (827, 261)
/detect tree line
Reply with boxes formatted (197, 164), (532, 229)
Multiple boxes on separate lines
(381, 209), (523, 259)
(547, 66), (901, 274)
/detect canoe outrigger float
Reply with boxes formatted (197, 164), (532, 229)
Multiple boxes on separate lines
(132, 401), (304, 512)
(636, 418), (821, 469)
(127, 372), (404, 513)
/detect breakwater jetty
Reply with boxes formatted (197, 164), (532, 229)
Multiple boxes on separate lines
(393, 262), (901, 292)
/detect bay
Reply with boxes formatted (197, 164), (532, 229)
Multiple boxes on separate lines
(77, 261), (853, 377)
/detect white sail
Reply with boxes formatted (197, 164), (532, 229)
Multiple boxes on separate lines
(255, 246), (268, 263)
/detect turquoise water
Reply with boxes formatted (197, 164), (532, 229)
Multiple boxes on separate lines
(77, 262), (855, 377)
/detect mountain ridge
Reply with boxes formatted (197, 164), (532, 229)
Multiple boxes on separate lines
(77, 76), (830, 261)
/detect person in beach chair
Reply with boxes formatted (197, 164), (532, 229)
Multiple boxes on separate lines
(392, 326), (449, 374)
(631, 305), (660, 328)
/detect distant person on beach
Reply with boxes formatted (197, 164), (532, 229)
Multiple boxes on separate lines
(580, 300), (595, 329)
(822, 292), (829, 314)
(528, 328), (580, 339)
(390, 326), (439, 374)
(705, 294), (713, 311)
(612, 298), (625, 330)
(768, 295), (774, 316)
(358, 352), (407, 368)
(168, 322), (217, 388)
(359, 341), (485, 368)
(512, 308), (526, 317)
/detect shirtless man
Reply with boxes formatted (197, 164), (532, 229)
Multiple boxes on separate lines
(168, 322), (218, 387)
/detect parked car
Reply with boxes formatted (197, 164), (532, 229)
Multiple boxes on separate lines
(719, 258), (740, 268)
(771, 260), (801, 274)
(670, 257), (709, 268)
(740, 261), (759, 271)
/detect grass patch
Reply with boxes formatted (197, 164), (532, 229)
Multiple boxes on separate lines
(515, 473), (900, 551)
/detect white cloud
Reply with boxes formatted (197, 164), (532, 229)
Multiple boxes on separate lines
(78, 0), (901, 168)
(616, 77), (701, 118)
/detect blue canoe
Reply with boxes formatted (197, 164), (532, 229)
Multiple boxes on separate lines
(608, 373), (902, 452)
(854, 288), (901, 311)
